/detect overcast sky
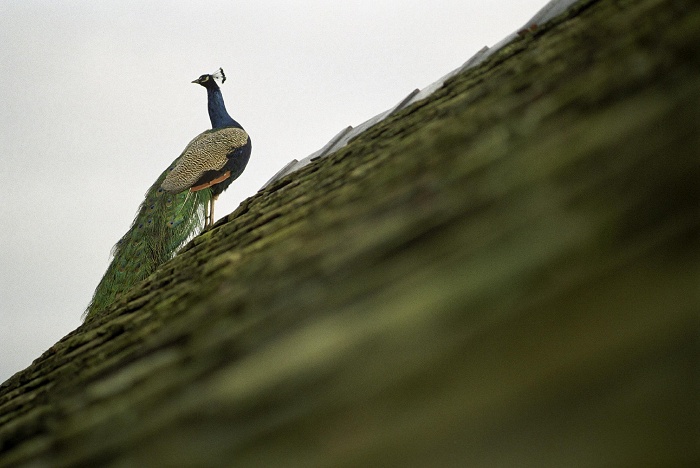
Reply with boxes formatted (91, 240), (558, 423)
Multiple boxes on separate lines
(0, 0), (548, 382)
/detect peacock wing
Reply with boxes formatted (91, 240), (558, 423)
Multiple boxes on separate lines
(161, 127), (249, 194)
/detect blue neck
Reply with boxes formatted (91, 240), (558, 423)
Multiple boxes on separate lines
(207, 87), (241, 129)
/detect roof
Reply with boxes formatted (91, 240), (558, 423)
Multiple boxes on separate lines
(1, 0), (698, 465)
(261, 0), (583, 188)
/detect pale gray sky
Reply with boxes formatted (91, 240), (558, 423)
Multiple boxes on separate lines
(1, 0), (547, 382)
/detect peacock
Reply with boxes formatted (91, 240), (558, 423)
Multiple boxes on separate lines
(85, 68), (251, 320)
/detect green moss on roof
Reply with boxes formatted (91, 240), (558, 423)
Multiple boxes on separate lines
(1, 0), (699, 466)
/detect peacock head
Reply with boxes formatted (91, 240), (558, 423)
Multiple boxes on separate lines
(192, 68), (226, 89)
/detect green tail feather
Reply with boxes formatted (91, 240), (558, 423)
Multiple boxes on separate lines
(85, 161), (211, 320)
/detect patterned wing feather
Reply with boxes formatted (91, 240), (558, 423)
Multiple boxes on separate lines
(162, 127), (249, 193)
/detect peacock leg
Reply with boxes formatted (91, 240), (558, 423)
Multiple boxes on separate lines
(209, 195), (219, 228)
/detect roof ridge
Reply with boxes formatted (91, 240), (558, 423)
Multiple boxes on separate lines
(261, 0), (591, 189)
